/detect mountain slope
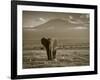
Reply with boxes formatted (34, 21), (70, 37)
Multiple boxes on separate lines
(23, 18), (89, 43)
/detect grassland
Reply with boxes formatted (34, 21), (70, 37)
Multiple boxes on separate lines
(23, 49), (89, 69)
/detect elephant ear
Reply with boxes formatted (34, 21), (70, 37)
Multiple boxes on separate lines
(41, 37), (47, 46)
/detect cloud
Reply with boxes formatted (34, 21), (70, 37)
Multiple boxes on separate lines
(24, 28), (37, 31)
(67, 15), (83, 24)
(67, 14), (89, 25)
(69, 15), (73, 20)
(68, 19), (82, 24)
(67, 26), (88, 30)
(74, 26), (88, 30)
(80, 14), (89, 19)
(39, 18), (46, 22)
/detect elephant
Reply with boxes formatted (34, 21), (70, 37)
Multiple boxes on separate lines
(41, 37), (52, 60)
(41, 37), (57, 61)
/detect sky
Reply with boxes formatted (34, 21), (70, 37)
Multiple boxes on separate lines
(22, 11), (89, 28)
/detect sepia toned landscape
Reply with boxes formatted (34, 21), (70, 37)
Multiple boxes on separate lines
(22, 11), (90, 69)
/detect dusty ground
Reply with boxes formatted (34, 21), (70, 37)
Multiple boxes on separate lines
(23, 49), (89, 69)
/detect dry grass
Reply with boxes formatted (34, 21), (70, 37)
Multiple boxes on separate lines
(23, 49), (89, 69)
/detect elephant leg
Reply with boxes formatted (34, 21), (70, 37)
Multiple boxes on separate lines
(53, 50), (56, 59)
(46, 48), (51, 60)
(47, 48), (53, 60)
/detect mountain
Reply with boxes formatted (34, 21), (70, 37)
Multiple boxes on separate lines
(23, 19), (89, 43)
(24, 18), (85, 30)
(33, 19), (69, 29)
